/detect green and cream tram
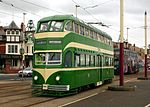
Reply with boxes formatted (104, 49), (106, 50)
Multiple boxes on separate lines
(32, 15), (114, 96)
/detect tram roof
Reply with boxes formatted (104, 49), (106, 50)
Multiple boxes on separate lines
(38, 15), (112, 40)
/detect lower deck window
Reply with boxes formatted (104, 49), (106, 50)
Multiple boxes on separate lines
(35, 52), (61, 65)
(47, 52), (61, 64)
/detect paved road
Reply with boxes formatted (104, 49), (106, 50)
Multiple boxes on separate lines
(0, 73), (32, 81)
(62, 79), (150, 107)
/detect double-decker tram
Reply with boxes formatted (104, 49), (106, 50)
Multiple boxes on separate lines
(32, 15), (114, 96)
(114, 48), (140, 74)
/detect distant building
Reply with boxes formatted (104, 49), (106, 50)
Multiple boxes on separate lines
(0, 20), (35, 73)
(113, 41), (145, 60)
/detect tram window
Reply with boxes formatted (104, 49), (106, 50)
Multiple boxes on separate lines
(75, 54), (80, 67)
(80, 54), (86, 66)
(39, 22), (50, 32)
(65, 21), (73, 31)
(65, 51), (72, 67)
(90, 30), (93, 38)
(97, 34), (100, 41)
(35, 53), (46, 65)
(47, 52), (61, 64)
(74, 23), (79, 33)
(90, 55), (95, 66)
(80, 26), (84, 35)
(86, 54), (90, 66)
(50, 21), (63, 32)
(85, 28), (89, 37)
(105, 57), (109, 66)
(93, 32), (97, 40)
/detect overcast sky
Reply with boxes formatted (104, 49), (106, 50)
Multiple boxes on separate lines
(0, 0), (150, 48)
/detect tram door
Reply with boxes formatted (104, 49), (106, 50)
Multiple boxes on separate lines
(97, 55), (102, 81)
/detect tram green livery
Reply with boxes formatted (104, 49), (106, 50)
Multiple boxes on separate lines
(32, 15), (114, 96)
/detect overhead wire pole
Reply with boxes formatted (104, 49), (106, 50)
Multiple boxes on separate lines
(137, 11), (150, 80)
(108, 0), (136, 91)
(119, 0), (124, 86)
(144, 11), (148, 78)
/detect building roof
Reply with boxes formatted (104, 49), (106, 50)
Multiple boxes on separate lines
(5, 21), (20, 30)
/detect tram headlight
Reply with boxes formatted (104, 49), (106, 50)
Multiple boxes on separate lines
(34, 76), (38, 80)
(56, 76), (60, 81)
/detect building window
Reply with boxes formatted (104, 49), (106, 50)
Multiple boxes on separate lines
(12, 59), (17, 67)
(15, 45), (18, 53)
(11, 36), (15, 41)
(16, 36), (19, 41)
(11, 30), (15, 35)
(0, 36), (2, 40)
(7, 36), (10, 41)
(16, 30), (20, 35)
(8, 45), (18, 53)
(7, 30), (10, 35)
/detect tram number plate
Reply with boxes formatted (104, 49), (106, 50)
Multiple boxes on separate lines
(43, 84), (48, 90)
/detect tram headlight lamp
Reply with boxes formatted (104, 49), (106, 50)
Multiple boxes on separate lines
(34, 76), (38, 80)
(56, 76), (60, 81)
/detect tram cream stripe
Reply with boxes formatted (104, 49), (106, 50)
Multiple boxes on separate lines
(64, 42), (114, 55)
(34, 50), (62, 53)
(34, 32), (70, 39)
(34, 66), (114, 82)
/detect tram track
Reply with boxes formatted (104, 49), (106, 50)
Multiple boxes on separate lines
(0, 73), (144, 107)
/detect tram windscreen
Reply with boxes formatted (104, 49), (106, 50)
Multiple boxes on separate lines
(38, 21), (64, 32)
(35, 52), (61, 65)
(49, 21), (64, 32)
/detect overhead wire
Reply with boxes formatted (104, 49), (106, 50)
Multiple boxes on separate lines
(83, 0), (114, 9)
(21, 0), (65, 14)
(0, 0), (42, 17)
(0, 11), (22, 18)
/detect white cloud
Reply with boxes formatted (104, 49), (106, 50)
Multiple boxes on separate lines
(0, 0), (150, 47)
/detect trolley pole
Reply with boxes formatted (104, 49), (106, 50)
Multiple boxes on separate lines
(120, 0), (124, 86)
(144, 11), (147, 78)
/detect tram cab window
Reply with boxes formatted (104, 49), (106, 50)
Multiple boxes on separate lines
(38, 22), (50, 32)
(50, 21), (64, 32)
(35, 53), (46, 65)
(47, 52), (61, 64)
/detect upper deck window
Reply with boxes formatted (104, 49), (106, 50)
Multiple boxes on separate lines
(49, 21), (63, 32)
(65, 21), (73, 31)
(39, 22), (50, 32)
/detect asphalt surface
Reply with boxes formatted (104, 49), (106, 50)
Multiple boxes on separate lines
(64, 79), (150, 107)
(0, 73), (32, 81)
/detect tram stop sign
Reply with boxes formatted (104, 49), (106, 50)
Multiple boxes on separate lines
(20, 48), (25, 55)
